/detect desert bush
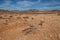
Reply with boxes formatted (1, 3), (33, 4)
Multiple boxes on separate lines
(39, 21), (44, 26)
(23, 16), (29, 19)
(57, 14), (60, 15)
(31, 17), (34, 20)
(9, 15), (12, 17)
(3, 20), (8, 25)
(0, 16), (2, 19)
(22, 26), (34, 35)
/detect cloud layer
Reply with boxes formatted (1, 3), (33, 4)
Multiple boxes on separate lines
(0, 0), (60, 10)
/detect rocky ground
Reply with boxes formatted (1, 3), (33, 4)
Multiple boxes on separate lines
(0, 10), (60, 40)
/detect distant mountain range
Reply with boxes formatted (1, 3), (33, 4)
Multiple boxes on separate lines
(0, 9), (60, 14)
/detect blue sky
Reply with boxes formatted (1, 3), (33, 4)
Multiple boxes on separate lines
(0, 0), (60, 10)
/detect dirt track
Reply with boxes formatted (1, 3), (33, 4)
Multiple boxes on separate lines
(0, 13), (60, 40)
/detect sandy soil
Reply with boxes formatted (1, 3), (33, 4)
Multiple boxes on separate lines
(0, 11), (60, 40)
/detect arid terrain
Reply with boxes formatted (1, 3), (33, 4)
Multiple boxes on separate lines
(0, 10), (60, 40)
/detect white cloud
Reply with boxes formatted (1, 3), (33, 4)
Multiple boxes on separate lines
(16, 1), (37, 6)
(38, 0), (41, 2)
(52, 0), (60, 4)
(16, 0), (41, 7)
(43, 6), (60, 9)
(0, 0), (12, 6)
(4, 1), (11, 5)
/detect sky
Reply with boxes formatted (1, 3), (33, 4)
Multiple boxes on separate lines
(0, 0), (60, 10)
